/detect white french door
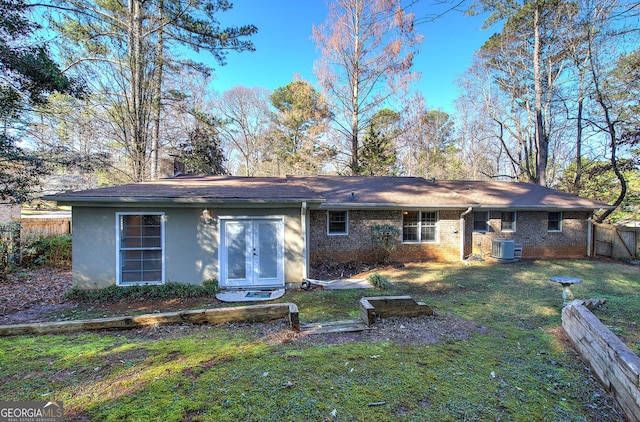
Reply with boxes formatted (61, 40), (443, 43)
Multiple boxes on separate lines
(220, 218), (284, 288)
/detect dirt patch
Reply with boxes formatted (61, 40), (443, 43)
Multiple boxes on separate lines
(309, 261), (404, 280)
(0, 268), (221, 325)
(0, 268), (72, 324)
(298, 313), (489, 345)
(0, 267), (484, 347)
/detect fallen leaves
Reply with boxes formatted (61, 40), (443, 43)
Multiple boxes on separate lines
(0, 268), (71, 317)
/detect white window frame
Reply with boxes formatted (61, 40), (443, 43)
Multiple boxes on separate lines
(501, 211), (516, 232)
(116, 212), (165, 286)
(473, 211), (489, 232)
(402, 211), (439, 243)
(327, 210), (348, 235)
(548, 211), (563, 232)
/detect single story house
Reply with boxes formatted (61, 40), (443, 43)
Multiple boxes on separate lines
(44, 175), (611, 290)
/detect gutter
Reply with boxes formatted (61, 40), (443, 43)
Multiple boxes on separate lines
(459, 207), (473, 261)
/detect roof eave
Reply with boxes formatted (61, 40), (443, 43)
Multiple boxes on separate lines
(44, 196), (325, 206)
(314, 203), (611, 211)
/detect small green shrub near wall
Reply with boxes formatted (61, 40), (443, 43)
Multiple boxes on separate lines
(21, 233), (72, 268)
(64, 280), (219, 302)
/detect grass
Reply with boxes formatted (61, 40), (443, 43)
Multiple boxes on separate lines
(0, 259), (637, 421)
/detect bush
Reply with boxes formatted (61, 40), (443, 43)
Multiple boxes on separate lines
(64, 280), (219, 302)
(370, 224), (400, 263)
(0, 222), (21, 278)
(368, 272), (393, 289)
(22, 234), (72, 268)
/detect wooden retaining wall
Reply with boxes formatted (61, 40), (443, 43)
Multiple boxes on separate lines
(562, 302), (640, 422)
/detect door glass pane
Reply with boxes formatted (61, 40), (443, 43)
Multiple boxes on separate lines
(257, 222), (278, 279)
(227, 222), (247, 279)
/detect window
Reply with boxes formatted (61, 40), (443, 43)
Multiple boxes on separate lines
(501, 211), (516, 232)
(403, 211), (438, 243)
(327, 210), (348, 235)
(473, 211), (489, 232)
(117, 213), (164, 285)
(548, 211), (562, 232)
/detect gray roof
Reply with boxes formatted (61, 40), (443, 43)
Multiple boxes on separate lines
(44, 175), (324, 205)
(44, 175), (612, 210)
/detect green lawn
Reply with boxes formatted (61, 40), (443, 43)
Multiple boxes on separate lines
(0, 259), (637, 421)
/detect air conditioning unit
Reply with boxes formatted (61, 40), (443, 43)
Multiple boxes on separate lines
(514, 243), (523, 260)
(492, 239), (515, 260)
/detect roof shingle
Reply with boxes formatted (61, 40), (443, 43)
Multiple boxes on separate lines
(44, 175), (611, 210)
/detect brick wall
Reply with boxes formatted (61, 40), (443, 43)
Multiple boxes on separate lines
(309, 209), (462, 265)
(469, 211), (591, 259)
(310, 208), (593, 265)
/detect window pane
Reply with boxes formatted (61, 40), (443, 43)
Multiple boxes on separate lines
(119, 214), (163, 284)
(421, 226), (436, 242)
(473, 212), (488, 231)
(226, 222), (248, 279)
(257, 222), (278, 279)
(422, 212), (437, 224)
(328, 211), (347, 234)
(548, 212), (561, 231)
(403, 211), (419, 241)
(501, 212), (515, 231)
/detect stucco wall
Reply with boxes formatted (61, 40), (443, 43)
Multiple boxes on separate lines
(71, 205), (304, 289)
(469, 211), (591, 259)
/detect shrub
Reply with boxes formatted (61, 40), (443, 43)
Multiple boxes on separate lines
(64, 280), (219, 302)
(370, 224), (400, 263)
(368, 272), (393, 289)
(22, 233), (72, 268)
(0, 222), (21, 278)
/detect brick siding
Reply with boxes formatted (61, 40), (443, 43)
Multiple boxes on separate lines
(469, 210), (591, 259)
(309, 209), (463, 265)
(310, 209), (592, 265)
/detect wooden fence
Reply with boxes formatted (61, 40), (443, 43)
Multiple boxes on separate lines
(593, 222), (639, 260)
(20, 217), (71, 237)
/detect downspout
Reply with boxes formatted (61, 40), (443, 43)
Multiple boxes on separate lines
(301, 202), (308, 280)
(460, 207), (473, 261)
(587, 214), (593, 258)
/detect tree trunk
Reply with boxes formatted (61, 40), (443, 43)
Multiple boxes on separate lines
(150, 0), (164, 180)
(350, 0), (361, 175)
(533, 5), (548, 186)
(589, 36), (626, 223)
(573, 96), (583, 194)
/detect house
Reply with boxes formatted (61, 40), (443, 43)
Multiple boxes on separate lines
(44, 175), (611, 290)
(0, 202), (20, 223)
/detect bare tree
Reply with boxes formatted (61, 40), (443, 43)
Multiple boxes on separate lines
(468, 0), (577, 185)
(215, 86), (273, 176)
(312, 0), (423, 174)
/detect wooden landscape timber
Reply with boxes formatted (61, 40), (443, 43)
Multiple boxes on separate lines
(360, 295), (433, 326)
(562, 301), (640, 422)
(0, 303), (300, 336)
(0, 295), (436, 336)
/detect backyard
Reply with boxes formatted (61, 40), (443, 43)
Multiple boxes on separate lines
(0, 259), (638, 421)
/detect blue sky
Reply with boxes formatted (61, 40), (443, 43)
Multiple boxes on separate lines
(207, 1), (495, 114)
